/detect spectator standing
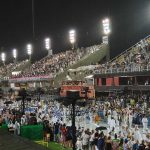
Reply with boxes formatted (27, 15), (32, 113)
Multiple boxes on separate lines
(81, 130), (90, 150)
(97, 133), (105, 150)
(60, 124), (67, 148)
(53, 122), (59, 142)
(142, 115), (148, 132)
(105, 136), (112, 150)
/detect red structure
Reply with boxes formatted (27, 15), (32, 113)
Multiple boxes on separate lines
(60, 80), (95, 98)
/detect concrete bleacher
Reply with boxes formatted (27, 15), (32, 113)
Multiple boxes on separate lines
(1, 43), (109, 85)
(109, 35), (150, 66)
(94, 35), (150, 75)
(14, 60), (31, 72)
(54, 44), (109, 87)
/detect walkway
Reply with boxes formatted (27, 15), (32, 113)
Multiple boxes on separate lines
(0, 129), (49, 150)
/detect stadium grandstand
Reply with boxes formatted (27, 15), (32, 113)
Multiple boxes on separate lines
(94, 35), (150, 74)
(0, 43), (109, 87)
(0, 35), (149, 91)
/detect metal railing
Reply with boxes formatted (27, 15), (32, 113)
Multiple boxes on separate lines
(94, 64), (150, 74)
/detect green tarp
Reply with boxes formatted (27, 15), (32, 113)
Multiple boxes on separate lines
(20, 125), (43, 140)
(1, 124), (8, 129)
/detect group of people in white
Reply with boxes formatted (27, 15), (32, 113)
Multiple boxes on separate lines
(0, 93), (150, 149)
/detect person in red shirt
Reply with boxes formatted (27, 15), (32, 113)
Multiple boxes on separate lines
(60, 124), (67, 148)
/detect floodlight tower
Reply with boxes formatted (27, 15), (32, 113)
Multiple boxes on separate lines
(102, 18), (110, 35)
(102, 18), (111, 60)
(45, 38), (52, 56)
(1, 52), (6, 65)
(13, 48), (17, 63)
(69, 29), (76, 50)
(27, 44), (32, 61)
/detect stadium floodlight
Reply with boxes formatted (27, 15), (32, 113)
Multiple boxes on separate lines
(44, 38), (53, 56)
(102, 18), (110, 35)
(69, 29), (76, 50)
(45, 38), (51, 50)
(69, 30), (76, 44)
(27, 44), (32, 60)
(1, 52), (6, 64)
(13, 48), (17, 59)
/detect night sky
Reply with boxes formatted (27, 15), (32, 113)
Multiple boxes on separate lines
(0, 0), (150, 62)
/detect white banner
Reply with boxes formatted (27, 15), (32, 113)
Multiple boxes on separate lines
(9, 75), (53, 82)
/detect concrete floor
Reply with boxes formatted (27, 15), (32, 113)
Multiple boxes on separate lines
(0, 129), (49, 150)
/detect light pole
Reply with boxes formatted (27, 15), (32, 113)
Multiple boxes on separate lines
(102, 18), (111, 60)
(45, 38), (52, 56)
(1, 52), (6, 65)
(58, 90), (81, 150)
(18, 88), (27, 115)
(69, 30), (76, 50)
(13, 48), (17, 63)
(27, 44), (32, 61)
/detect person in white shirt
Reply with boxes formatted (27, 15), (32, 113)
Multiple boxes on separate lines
(142, 115), (148, 132)
(21, 115), (26, 125)
(76, 137), (83, 150)
(14, 120), (20, 135)
(89, 130), (95, 150)
(133, 125), (142, 142)
(107, 111), (111, 128)
(110, 117), (116, 132)
(129, 113), (133, 128)
(113, 109), (118, 121)
(81, 130), (90, 150)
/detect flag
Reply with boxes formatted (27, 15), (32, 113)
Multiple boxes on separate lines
(53, 108), (62, 121)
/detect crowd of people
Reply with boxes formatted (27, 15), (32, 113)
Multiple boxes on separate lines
(0, 92), (150, 150)
(10, 44), (102, 79)
(1, 36), (149, 83)
(0, 36), (150, 150)
(94, 36), (150, 75)
(0, 60), (29, 79)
